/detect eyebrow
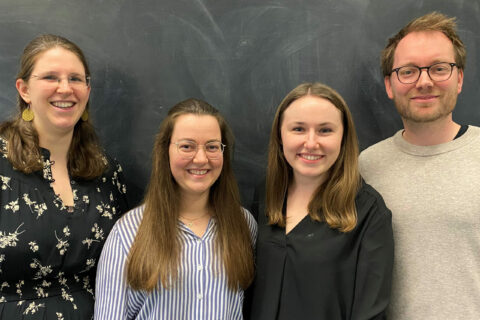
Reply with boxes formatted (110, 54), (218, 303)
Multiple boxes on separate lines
(175, 138), (221, 143)
(396, 59), (448, 67)
(35, 71), (85, 76)
(288, 121), (335, 126)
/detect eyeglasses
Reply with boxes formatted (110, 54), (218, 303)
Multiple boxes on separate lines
(31, 73), (91, 88)
(391, 62), (457, 84)
(171, 140), (226, 160)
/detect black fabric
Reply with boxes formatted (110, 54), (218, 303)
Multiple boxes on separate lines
(0, 137), (129, 319)
(454, 125), (468, 140)
(247, 182), (394, 320)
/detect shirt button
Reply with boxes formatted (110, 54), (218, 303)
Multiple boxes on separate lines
(197, 293), (203, 300)
(197, 265), (203, 271)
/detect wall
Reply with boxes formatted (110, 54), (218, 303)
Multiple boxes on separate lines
(1, 0), (479, 206)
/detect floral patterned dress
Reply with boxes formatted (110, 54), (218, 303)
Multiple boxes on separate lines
(0, 137), (129, 319)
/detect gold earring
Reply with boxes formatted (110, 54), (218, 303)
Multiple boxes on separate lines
(81, 110), (89, 121)
(22, 107), (34, 122)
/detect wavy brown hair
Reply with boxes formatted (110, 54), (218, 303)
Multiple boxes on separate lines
(266, 83), (360, 232)
(0, 34), (106, 179)
(381, 11), (466, 77)
(127, 98), (254, 291)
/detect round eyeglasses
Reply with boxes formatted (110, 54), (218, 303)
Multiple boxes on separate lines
(171, 140), (226, 160)
(391, 62), (457, 84)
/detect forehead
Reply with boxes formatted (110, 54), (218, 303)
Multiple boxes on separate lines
(282, 95), (342, 125)
(32, 47), (85, 73)
(394, 31), (455, 66)
(171, 114), (221, 140)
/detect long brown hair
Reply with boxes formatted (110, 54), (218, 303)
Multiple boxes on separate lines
(127, 98), (254, 291)
(0, 34), (106, 179)
(266, 83), (360, 232)
(381, 11), (466, 77)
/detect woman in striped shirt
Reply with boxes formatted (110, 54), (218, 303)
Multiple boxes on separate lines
(94, 98), (257, 319)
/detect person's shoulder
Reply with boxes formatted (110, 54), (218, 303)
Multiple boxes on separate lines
(0, 136), (8, 157)
(242, 206), (256, 221)
(101, 154), (125, 177)
(466, 125), (480, 141)
(112, 205), (145, 246)
(241, 207), (258, 241)
(355, 182), (392, 220)
(98, 153), (128, 194)
(360, 133), (398, 159)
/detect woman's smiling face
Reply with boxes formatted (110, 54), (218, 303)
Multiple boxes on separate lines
(16, 46), (91, 137)
(280, 95), (343, 186)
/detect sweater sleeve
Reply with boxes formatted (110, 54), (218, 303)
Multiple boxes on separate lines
(351, 193), (394, 320)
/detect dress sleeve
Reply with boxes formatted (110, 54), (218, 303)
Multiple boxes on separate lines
(94, 224), (130, 320)
(108, 158), (131, 215)
(351, 195), (394, 320)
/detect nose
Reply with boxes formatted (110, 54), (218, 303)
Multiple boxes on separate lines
(416, 68), (433, 89)
(57, 78), (73, 93)
(304, 130), (319, 149)
(192, 146), (208, 163)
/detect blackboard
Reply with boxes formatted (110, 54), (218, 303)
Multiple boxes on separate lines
(1, 0), (479, 206)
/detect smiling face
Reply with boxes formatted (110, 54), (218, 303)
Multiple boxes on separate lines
(385, 31), (463, 124)
(280, 95), (343, 186)
(16, 47), (91, 137)
(169, 114), (223, 200)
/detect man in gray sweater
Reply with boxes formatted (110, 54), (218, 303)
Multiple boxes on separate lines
(359, 12), (480, 319)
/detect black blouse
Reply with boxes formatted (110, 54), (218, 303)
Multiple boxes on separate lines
(0, 136), (129, 319)
(248, 182), (394, 320)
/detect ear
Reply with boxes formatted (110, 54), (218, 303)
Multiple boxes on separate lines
(456, 68), (464, 94)
(16, 78), (31, 104)
(86, 84), (91, 98)
(384, 75), (394, 100)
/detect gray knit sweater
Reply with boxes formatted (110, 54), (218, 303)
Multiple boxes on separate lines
(359, 126), (480, 319)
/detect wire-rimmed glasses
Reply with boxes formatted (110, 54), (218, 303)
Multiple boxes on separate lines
(31, 73), (91, 88)
(171, 140), (226, 160)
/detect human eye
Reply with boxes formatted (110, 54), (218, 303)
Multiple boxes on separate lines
(178, 141), (196, 152)
(69, 75), (84, 83)
(291, 126), (304, 132)
(319, 127), (333, 134)
(206, 142), (223, 152)
(398, 67), (417, 77)
(40, 74), (59, 82)
(430, 63), (449, 74)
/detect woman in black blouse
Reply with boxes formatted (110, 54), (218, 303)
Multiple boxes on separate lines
(0, 34), (129, 319)
(248, 83), (394, 319)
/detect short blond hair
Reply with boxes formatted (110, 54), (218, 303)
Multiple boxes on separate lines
(381, 12), (466, 77)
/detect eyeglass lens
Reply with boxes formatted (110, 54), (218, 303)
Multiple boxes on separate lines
(175, 140), (224, 159)
(395, 62), (454, 84)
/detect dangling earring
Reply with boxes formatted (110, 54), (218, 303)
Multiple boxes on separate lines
(22, 106), (34, 122)
(81, 110), (89, 121)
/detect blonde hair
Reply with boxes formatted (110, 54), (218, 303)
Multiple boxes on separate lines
(127, 98), (254, 291)
(381, 12), (466, 77)
(266, 83), (360, 232)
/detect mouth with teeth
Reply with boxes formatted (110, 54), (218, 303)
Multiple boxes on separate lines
(188, 169), (209, 175)
(298, 153), (324, 161)
(51, 101), (75, 109)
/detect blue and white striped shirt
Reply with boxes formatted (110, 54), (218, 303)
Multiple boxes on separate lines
(94, 205), (257, 320)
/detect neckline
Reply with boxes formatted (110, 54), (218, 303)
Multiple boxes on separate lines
(394, 125), (478, 156)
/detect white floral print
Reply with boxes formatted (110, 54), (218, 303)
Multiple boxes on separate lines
(1, 175), (11, 190)
(0, 223), (25, 248)
(0, 136), (128, 318)
(4, 198), (19, 213)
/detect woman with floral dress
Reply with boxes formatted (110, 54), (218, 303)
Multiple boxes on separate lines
(0, 34), (129, 319)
